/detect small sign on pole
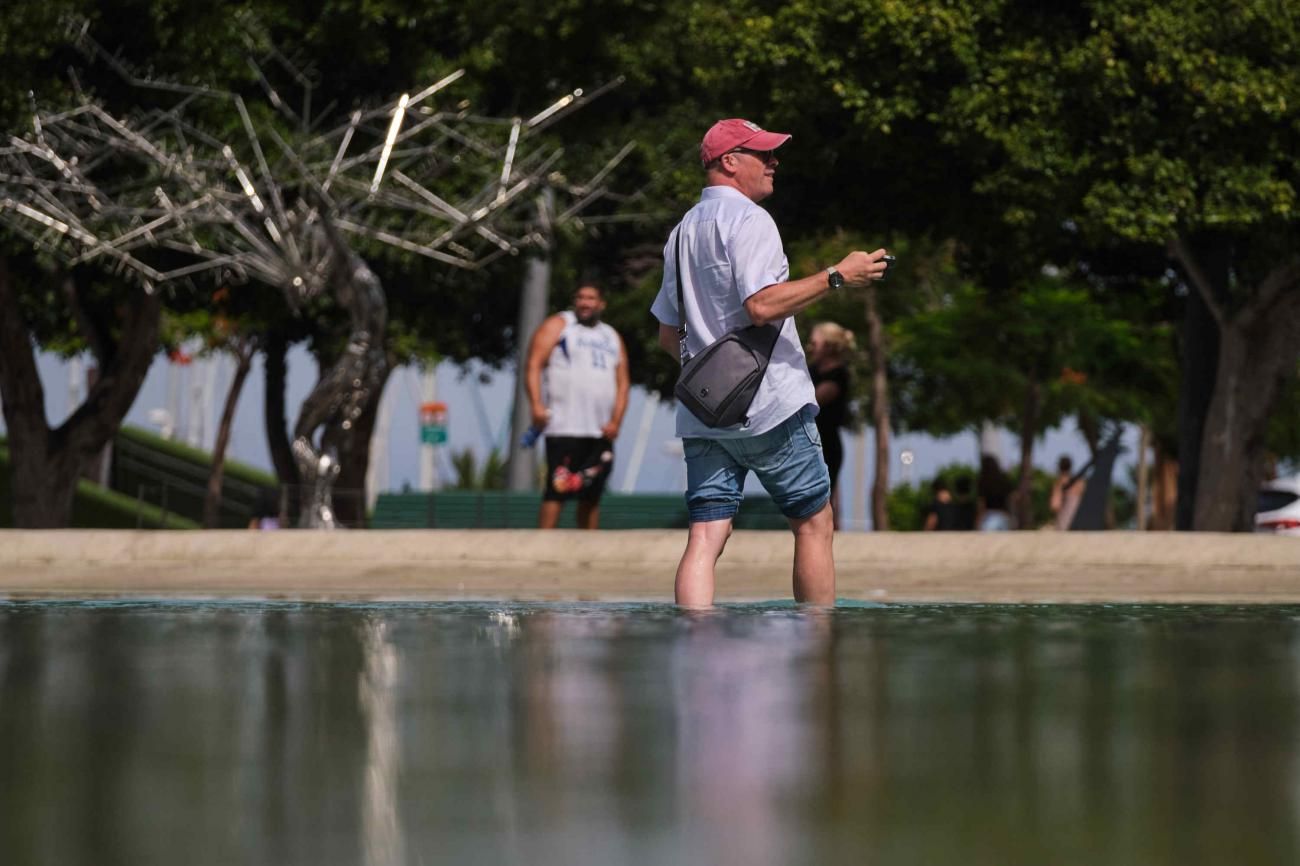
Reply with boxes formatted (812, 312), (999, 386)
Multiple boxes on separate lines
(420, 401), (448, 445)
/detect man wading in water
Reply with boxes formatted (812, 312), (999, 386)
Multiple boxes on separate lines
(651, 118), (891, 606)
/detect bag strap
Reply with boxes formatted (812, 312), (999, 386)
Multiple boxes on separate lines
(673, 231), (691, 364)
(674, 226), (782, 365)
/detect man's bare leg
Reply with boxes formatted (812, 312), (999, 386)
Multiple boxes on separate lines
(675, 519), (733, 607)
(790, 501), (836, 604)
(576, 500), (600, 530)
(538, 500), (564, 529)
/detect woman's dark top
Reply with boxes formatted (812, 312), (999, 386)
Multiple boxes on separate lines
(810, 364), (850, 485)
(978, 470), (1013, 512)
(925, 499), (978, 531)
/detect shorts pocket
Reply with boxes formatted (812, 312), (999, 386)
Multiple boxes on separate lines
(801, 415), (822, 449)
(683, 438), (713, 460)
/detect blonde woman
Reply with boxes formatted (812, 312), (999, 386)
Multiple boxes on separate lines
(806, 322), (855, 528)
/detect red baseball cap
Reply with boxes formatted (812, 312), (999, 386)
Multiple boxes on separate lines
(699, 118), (792, 166)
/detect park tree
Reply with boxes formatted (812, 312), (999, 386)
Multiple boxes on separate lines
(892, 274), (1163, 528)
(942, 0), (1300, 530)
(0, 0), (182, 528)
(1, 1), (633, 527)
(684, 0), (1296, 530)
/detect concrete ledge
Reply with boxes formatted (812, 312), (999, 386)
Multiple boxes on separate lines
(0, 529), (1297, 603)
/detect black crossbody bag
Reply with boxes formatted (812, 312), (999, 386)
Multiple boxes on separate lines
(672, 233), (781, 428)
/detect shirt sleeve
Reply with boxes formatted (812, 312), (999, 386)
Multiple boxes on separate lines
(650, 230), (680, 326)
(729, 208), (789, 301)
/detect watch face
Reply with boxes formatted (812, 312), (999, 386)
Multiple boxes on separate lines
(828, 269), (844, 290)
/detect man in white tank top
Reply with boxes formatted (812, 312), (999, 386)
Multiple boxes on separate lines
(524, 285), (630, 529)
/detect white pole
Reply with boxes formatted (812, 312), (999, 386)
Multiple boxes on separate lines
(185, 356), (201, 448)
(418, 365), (437, 491)
(507, 189), (553, 492)
(367, 377), (393, 510)
(163, 356), (181, 440)
(185, 343), (211, 449)
(68, 355), (85, 412)
(203, 354), (219, 449)
(620, 390), (659, 493)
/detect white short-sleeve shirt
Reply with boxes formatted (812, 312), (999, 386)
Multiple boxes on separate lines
(651, 185), (816, 439)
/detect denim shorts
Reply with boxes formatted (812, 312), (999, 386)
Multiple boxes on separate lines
(683, 405), (831, 523)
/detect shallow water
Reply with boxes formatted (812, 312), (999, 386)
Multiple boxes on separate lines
(2, 601), (1299, 865)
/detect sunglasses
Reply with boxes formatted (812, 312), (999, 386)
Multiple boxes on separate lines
(727, 147), (777, 164)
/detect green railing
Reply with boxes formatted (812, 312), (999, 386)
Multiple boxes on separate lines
(111, 426), (279, 528)
(370, 490), (790, 530)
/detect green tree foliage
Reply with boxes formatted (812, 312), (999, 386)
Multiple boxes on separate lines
(5, 0), (1297, 530)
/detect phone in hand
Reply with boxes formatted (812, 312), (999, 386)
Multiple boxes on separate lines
(881, 254), (896, 278)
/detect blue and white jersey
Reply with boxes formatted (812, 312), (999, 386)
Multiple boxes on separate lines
(544, 311), (622, 437)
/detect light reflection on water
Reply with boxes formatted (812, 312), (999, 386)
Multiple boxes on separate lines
(2, 602), (1299, 865)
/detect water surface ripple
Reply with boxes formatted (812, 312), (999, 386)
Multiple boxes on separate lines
(2, 601), (1298, 865)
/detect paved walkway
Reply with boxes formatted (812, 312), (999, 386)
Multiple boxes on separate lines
(1, 530), (1297, 602)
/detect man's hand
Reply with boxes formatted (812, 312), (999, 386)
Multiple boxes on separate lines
(531, 405), (551, 429)
(834, 249), (891, 287)
(600, 420), (621, 440)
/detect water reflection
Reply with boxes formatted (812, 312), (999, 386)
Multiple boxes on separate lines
(1, 603), (1299, 865)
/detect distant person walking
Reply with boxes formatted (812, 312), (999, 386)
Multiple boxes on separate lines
(952, 475), (977, 530)
(976, 453), (1016, 531)
(1049, 455), (1086, 530)
(651, 118), (891, 606)
(922, 478), (959, 531)
(924, 476), (978, 530)
(806, 322), (854, 529)
(524, 284), (630, 529)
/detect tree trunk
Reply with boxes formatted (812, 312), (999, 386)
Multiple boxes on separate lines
(333, 362), (393, 528)
(1076, 411), (1101, 457)
(1169, 237), (1300, 531)
(9, 435), (82, 528)
(0, 257), (160, 527)
(865, 285), (890, 530)
(262, 330), (298, 524)
(202, 341), (256, 529)
(1180, 232), (1227, 525)
(1192, 306), (1300, 530)
(1015, 378), (1041, 530)
(1175, 272), (1223, 529)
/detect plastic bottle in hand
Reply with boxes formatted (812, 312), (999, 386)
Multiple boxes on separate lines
(520, 424), (545, 449)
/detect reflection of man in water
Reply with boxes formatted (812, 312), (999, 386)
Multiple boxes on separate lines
(524, 284), (630, 529)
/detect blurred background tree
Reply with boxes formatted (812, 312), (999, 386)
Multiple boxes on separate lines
(2, 0), (1296, 530)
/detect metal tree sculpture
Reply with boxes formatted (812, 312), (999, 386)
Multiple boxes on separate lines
(1, 22), (631, 527)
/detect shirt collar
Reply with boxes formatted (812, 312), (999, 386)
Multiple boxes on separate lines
(700, 185), (752, 203)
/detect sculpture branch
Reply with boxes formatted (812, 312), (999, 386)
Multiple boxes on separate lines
(2, 20), (635, 526)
